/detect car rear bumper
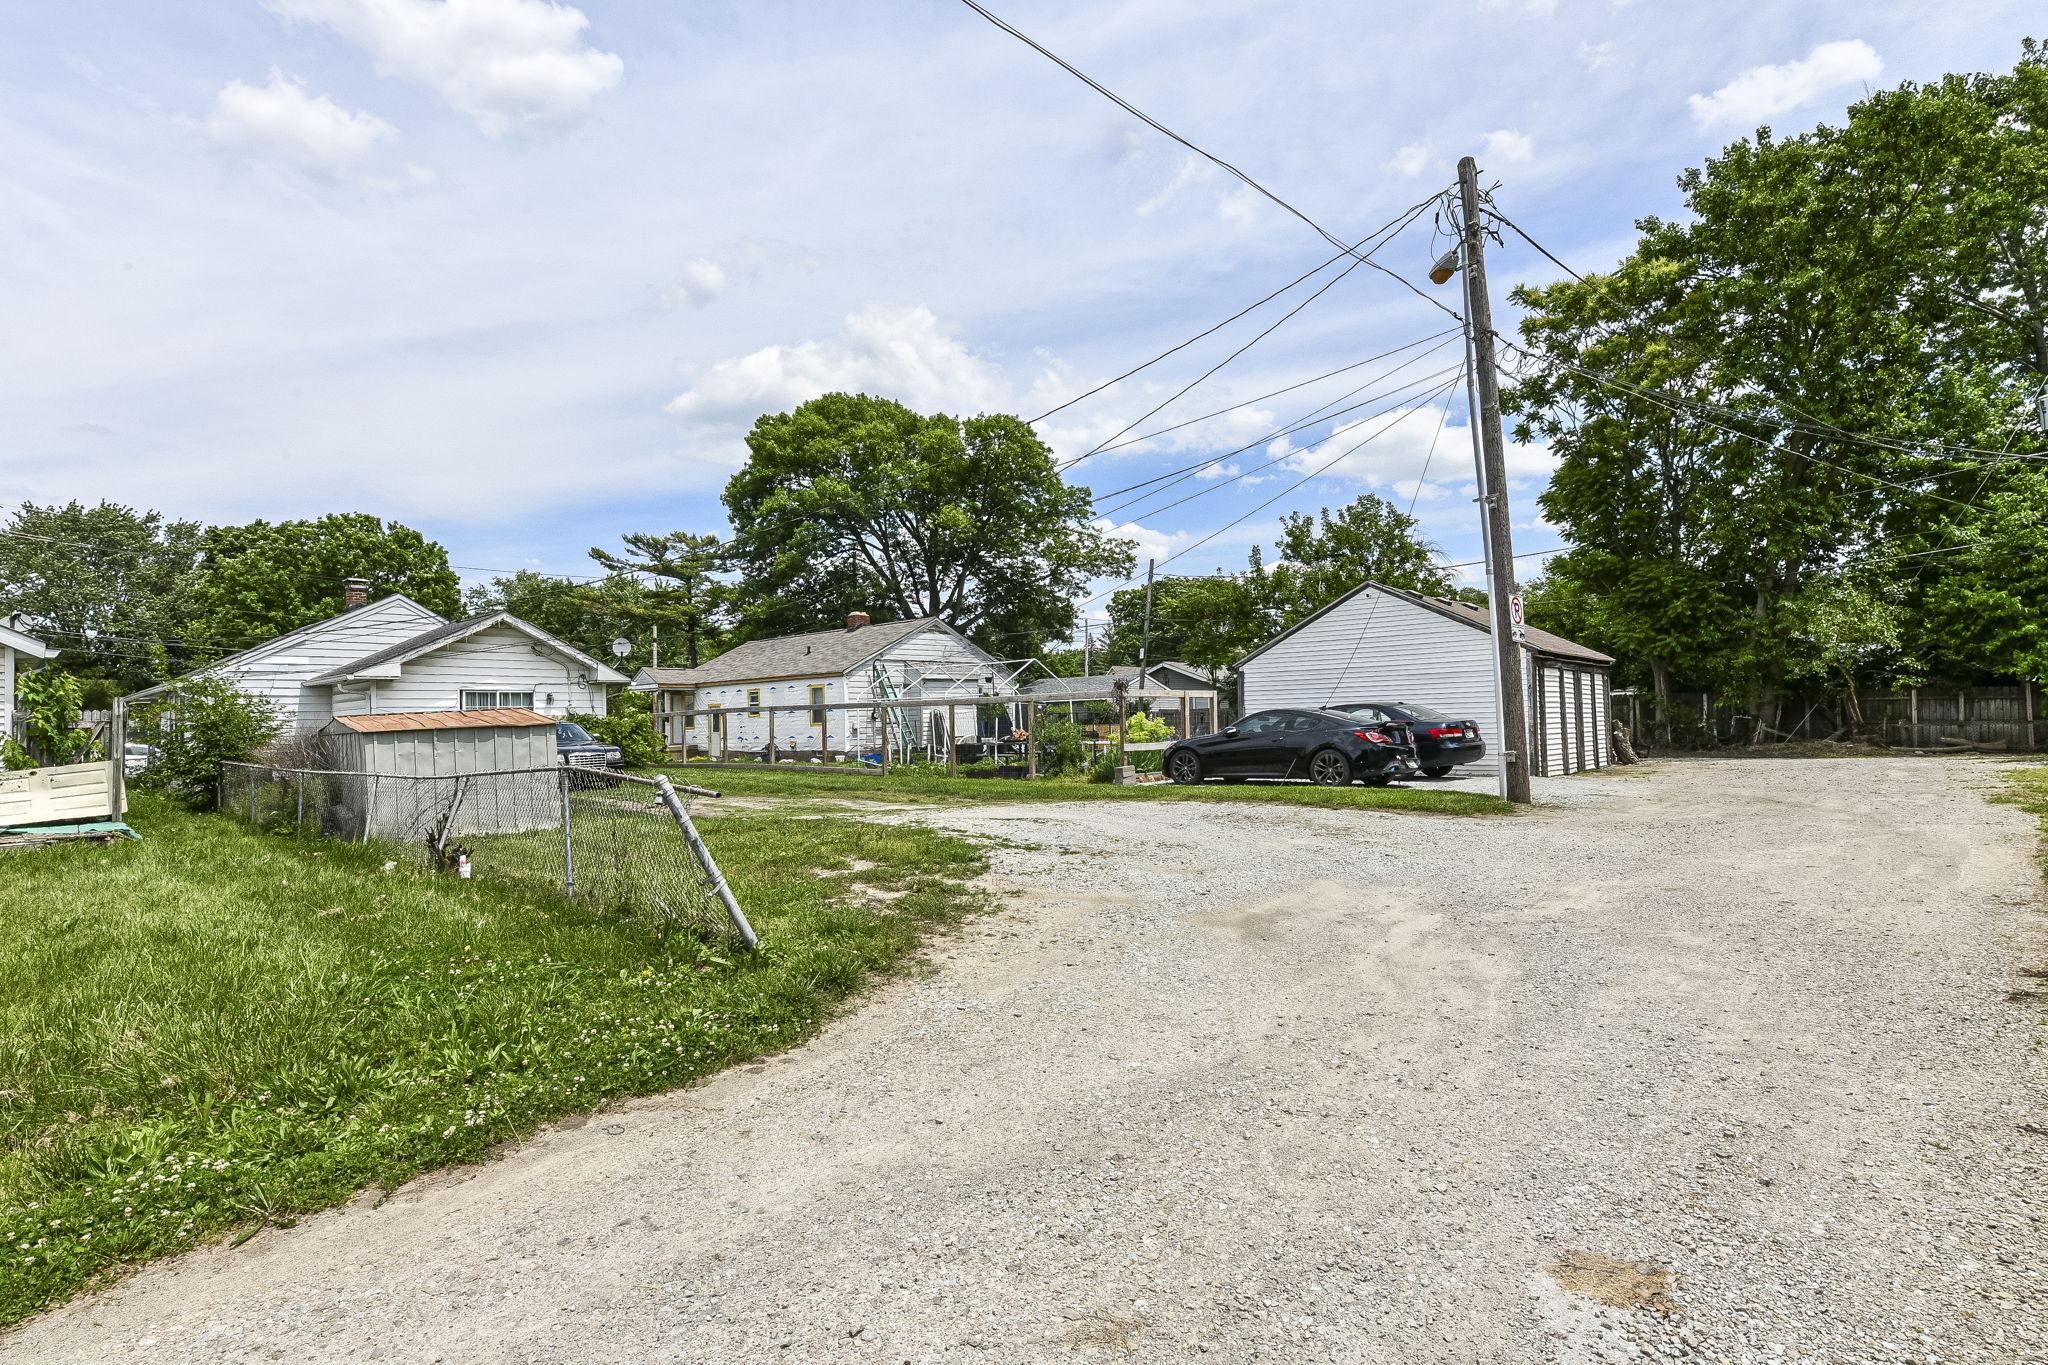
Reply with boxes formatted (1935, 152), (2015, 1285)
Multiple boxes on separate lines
(1417, 739), (1486, 766)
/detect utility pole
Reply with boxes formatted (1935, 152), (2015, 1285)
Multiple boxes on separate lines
(1137, 558), (1157, 692)
(1455, 155), (1532, 804)
(1083, 619), (1093, 677)
(652, 623), (660, 670)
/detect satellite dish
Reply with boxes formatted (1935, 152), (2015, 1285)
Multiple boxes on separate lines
(610, 638), (632, 658)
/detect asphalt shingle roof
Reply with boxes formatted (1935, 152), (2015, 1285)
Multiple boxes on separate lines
(633, 617), (961, 688)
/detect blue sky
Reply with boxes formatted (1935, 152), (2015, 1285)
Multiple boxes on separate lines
(2, 0), (2038, 633)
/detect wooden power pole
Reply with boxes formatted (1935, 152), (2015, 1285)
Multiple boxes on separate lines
(1456, 155), (1532, 804)
(1137, 558), (1157, 691)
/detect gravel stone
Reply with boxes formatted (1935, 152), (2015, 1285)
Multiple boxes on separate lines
(4, 758), (2044, 1364)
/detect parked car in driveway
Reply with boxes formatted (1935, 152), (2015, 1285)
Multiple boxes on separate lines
(555, 720), (625, 770)
(1162, 708), (1417, 787)
(1327, 701), (1484, 777)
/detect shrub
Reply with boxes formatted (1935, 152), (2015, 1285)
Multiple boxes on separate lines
(566, 691), (665, 768)
(1034, 717), (1087, 776)
(131, 676), (286, 795)
(1086, 751), (1118, 783)
(4, 668), (101, 769)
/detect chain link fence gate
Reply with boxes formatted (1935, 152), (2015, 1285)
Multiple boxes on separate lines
(219, 763), (756, 948)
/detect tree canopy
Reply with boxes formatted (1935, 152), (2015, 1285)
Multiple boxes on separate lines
(188, 514), (461, 653)
(1506, 41), (2048, 729)
(722, 393), (1133, 655)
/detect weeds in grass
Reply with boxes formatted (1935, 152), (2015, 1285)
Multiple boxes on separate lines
(0, 795), (986, 1326)
(1998, 765), (2048, 881)
(655, 767), (1512, 816)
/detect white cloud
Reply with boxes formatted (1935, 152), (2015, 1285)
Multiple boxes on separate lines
(1578, 41), (1614, 70)
(264, 0), (624, 137)
(1688, 40), (1882, 129)
(665, 304), (1014, 462)
(1482, 129), (1534, 164)
(1388, 143), (1433, 177)
(1283, 401), (1464, 491)
(1091, 518), (1186, 570)
(660, 258), (728, 310)
(206, 72), (398, 183)
(1217, 186), (1263, 227)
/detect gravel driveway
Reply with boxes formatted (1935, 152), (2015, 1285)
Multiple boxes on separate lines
(7, 758), (2044, 1364)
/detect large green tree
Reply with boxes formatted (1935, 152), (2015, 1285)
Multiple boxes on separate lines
(583, 531), (731, 667)
(1506, 41), (2048, 728)
(188, 514), (461, 652)
(1253, 494), (1452, 632)
(1100, 574), (1268, 683)
(722, 393), (1133, 654)
(0, 501), (206, 694)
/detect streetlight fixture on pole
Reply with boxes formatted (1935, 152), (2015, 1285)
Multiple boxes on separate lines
(1438, 156), (1533, 805)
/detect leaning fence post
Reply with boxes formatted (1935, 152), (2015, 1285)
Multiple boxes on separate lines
(948, 703), (958, 777)
(653, 774), (756, 949)
(560, 767), (576, 895)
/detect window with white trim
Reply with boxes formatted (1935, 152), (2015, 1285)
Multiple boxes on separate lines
(461, 690), (534, 710)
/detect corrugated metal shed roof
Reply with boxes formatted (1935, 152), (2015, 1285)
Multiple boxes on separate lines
(328, 708), (555, 733)
(631, 617), (983, 688)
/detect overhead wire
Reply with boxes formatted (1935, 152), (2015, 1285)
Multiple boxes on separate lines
(1077, 371), (1467, 609)
(955, 0), (1464, 326)
(1057, 196), (1445, 472)
(1096, 356), (1467, 524)
(1088, 333), (1466, 505)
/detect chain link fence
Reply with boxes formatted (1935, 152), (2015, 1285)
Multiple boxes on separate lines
(218, 762), (754, 947)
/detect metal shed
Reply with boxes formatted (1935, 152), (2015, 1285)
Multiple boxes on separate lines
(321, 708), (559, 837)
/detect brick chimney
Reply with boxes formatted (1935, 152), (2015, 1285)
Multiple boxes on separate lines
(846, 611), (870, 631)
(343, 578), (371, 611)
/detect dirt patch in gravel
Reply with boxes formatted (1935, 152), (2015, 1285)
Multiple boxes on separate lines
(5, 758), (2044, 1365)
(1546, 1250), (1679, 1314)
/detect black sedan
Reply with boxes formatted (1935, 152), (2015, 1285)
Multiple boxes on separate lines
(1163, 708), (1417, 787)
(1327, 701), (1484, 777)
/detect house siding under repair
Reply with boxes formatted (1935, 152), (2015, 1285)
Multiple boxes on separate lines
(632, 615), (1002, 759)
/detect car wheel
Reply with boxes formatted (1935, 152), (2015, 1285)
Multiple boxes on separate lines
(1308, 749), (1354, 786)
(1421, 766), (1453, 778)
(1166, 749), (1204, 785)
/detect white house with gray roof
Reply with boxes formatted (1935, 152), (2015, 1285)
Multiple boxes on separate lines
(126, 579), (629, 733)
(629, 612), (1001, 758)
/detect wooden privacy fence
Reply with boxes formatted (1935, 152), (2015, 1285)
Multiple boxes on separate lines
(1615, 684), (2042, 751)
(651, 692), (1219, 777)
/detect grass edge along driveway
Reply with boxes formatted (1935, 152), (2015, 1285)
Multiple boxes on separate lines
(0, 794), (987, 1329)
(658, 765), (1514, 815)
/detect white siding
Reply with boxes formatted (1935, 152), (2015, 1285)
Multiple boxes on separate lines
(659, 625), (999, 758)
(330, 625), (607, 718)
(1239, 589), (1507, 773)
(202, 597), (444, 731)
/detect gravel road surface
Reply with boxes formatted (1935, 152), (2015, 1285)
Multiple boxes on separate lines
(7, 758), (2044, 1364)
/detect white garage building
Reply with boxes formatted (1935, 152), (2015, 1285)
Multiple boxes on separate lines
(1235, 581), (1616, 777)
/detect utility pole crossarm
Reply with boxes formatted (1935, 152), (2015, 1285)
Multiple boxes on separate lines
(1457, 155), (1534, 805)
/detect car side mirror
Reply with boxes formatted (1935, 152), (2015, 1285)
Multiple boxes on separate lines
(1223, 726), (1238, 736)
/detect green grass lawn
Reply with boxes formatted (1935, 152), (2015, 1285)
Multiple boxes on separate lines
(0, 794), (986, 1327)
(1999, 763), (2048, 879)
(659, 765), (1515, 816)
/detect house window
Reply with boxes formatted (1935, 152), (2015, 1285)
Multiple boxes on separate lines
(809, 685), (826, 726)
(461, 690), (534, 710)
(747, 688), (761, 716)
(708, 704), (723, 734)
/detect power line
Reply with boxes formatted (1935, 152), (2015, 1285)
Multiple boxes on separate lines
(1097, 357), (1467, 524)
(1028, 198), (1443, 426)
(1057, 204), (1440, 472)
(1080, 372), (1467, 608)
(1482, 201), (2048, 465)
(1089, 334), (1466, 505)
(957, 0), (1462, 326)
(1082, 325), (1462, 459)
